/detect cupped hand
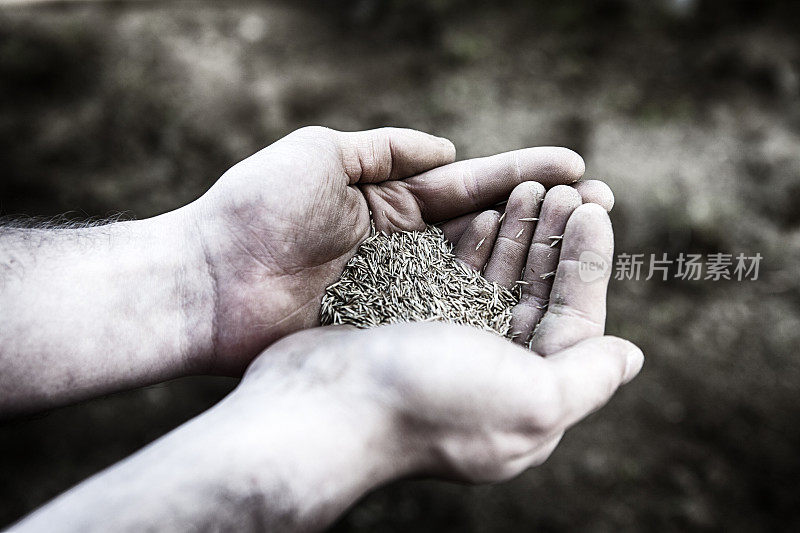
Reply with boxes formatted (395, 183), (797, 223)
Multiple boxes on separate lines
(186, 126), (589, 374)
(235, 202), (640, 485)
(240, 321), (641, 486)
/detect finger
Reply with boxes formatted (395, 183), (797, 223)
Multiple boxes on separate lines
(510, 185), (582, 345)
(544, 336), (643, 429)
(337, 127), (456, 183)
(483, 182), (546, 288)
(573, 180), (615, 212)
(438, 180), (606, 244)
(530, 203), (614, 356)
(453, 210), (502, 271)
(438, 198), (510, 243)
(439, 211), (482, 243)
(405, 147), (585, 222)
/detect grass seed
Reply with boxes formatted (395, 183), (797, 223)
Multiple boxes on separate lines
(320, 225), (520, 338)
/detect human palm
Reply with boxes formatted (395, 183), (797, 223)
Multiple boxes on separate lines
(190, 126), (600, 373)
(239, 201), (638, 486)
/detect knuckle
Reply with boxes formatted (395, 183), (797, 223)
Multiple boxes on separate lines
(528, 450), (552, 467)
(355, 133), (391, 181)
(528, 433), (563, 467)
(521, 374), (563, 432)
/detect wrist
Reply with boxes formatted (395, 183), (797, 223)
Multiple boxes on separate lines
(127, 207), (217, 375)
(179, 197), (237, 375)
(216, 374), (414, 528)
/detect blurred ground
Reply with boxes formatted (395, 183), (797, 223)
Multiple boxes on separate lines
(1, 0), (800, 530)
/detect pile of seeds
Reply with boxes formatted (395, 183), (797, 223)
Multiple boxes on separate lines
(320, 225), (520, 337)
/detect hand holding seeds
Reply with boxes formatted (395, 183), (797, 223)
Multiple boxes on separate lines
(322, 182), (615, 348)
(1, 124), (644, 532)
(208, 224), (642, 530)
(209, 192), (640, 529)
(188, 126), (604, 375)
(0, 125), (610, 411)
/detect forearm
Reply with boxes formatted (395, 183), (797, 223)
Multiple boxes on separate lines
(8, 385), (401, 533)
(0, 209), (214, 415)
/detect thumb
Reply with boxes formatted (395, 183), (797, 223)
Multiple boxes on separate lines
(337, 127), (456, 183)
(544, 335), (643, 430)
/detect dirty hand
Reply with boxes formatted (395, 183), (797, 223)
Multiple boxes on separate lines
(0, 125), (605, 414)
(193, 242), (640, 530)
(10, 191), (641, 532)
(194, 199), (632, 528)
(448, 184), (615, 347)
(230, 197), (629, 490)
(12, 322), (642, 533)
(187, 126), (599, 374)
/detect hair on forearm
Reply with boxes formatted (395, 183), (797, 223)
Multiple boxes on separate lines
(0, 212), (135, 285)
(0, 212), (136, 248)
(0, 211), (135, 231)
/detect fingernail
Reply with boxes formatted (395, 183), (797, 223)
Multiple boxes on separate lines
(623, 347), (644, 384)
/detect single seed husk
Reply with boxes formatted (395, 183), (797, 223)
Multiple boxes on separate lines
(320, 225), (520, 338)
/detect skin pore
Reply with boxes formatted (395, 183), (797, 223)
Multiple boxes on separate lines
(1, 127), (642, 532)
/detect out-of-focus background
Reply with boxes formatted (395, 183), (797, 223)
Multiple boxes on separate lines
(1, 0), (799, 530)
